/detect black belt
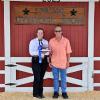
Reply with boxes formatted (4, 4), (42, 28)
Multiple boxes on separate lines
(32, 55), (48, 58)
(32, 55), (38, 58)
(32, 56), (48, 64)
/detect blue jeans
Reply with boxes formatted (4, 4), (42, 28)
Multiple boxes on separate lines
(52, 66), (67, 93)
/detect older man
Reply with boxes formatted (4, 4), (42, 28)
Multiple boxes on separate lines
(49, 25), (72, 99)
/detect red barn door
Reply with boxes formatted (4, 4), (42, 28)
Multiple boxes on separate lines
(8, 1), (88, 92)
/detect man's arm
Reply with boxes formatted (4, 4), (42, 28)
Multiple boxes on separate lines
(48, 42), (52, 66)
(66, 53), (70, 67)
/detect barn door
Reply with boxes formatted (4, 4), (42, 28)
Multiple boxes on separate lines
(4, 1), (89, 92)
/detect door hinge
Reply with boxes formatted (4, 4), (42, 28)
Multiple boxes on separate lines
(5, 83), (16, 86)
(92, 71), (94, 78)
(5, 64), (17, 67)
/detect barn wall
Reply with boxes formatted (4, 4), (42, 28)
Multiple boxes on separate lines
(94, 2), (100, 90)
(0, 1), (5, 92)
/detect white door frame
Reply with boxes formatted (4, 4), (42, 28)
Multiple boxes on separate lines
(4, 0), (97, 92)
(4, 0), (11, 92)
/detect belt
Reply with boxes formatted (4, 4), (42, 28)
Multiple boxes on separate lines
(32, 55), (38, 57)
(32, 55), (48, 58)
(32, 56), (48, 64)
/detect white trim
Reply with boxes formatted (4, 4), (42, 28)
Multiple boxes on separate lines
(16, 76), (33, 86)
(4, 0), (11, 92)
(16, 64), (33, 74)
(10, 66), (16, 88)
(4, 1), (11, 59)
(67, 77), (85, 86)
(44, 72), (53, 79)
(70, 57), (88, 62)
(94, 70), (100, 74)
(0, 70), (5, 74)
(87, 0), (95, 91)
(9, 87), (87, 92)
(0, 84), (5, 88)
(88, 2), (95, 57)
(67, 64), (84, 73)
(0, 57), (5, 60)
(11, 57), (31, 62)
(11, 57), (88, 62)
(94, 83), (100, 87)
(82, 62), (88, 88)
(94, 57), (100, 61)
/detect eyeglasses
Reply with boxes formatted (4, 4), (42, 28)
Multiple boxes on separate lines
(55, 30), (62, 32)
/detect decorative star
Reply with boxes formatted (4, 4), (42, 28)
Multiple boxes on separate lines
(70, 8), (77, 16)
(22, 8), (30, 15)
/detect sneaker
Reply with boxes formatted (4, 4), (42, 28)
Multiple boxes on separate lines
(53, 92), (59, 98)
(62, 93), (68, 99)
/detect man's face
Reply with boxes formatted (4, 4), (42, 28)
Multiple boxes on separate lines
(54, 26), (62, 38)
(37, 29), (44, 40)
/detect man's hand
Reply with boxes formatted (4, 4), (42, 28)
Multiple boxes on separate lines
(49, 63), (52, 68)
(66, 62), (70, 67)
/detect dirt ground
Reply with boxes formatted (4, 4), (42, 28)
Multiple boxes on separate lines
(0, 91), (100, 100)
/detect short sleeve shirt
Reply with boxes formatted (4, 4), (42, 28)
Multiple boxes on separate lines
(49, 36), (72, 69)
